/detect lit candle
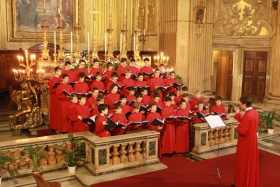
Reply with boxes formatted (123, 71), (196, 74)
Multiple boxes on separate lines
(105, 32), (107, 55)
(71, 32), (73, 54)
(88, 32), (90, 54)
(54, 31), (56, 53)
(120, 34), (123, 53)
(76, 0), (79, 25)
(134, 33), (136, 52)
(143, 29), (146, 36)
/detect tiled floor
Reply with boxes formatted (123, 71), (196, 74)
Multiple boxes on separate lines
(60, 179), (84, 187)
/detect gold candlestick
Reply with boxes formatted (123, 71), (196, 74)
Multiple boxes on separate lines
(41, 0), (50, 60)
(106, 0), (114, 59)
(134, 0), (140, 60)
(120, 0), (128, 59)
(91, 0), (99, 60)
(57, 0), (65, 61)
(74, 26), (81, 59)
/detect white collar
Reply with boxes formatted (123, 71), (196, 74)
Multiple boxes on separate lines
(246, 107), (253, 111)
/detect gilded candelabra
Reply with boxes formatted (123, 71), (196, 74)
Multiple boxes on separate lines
(133, 0), (141, 60)
(57, 0), (65, 61)
(120, 0), (128, 59)
(154, 52), (170, 67)
(106, 0), (114, 60)
(11, 50), (44, 135)
(91, 0), (101, 60)
(41, 0), (50, 60)
(74, 26), (82, 60)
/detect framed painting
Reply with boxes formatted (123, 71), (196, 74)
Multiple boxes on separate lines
(194, 4), (206, 24)
(7, 0), (84, 42)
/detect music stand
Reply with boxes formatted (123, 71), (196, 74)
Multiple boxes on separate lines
(204, 115), (227, 181)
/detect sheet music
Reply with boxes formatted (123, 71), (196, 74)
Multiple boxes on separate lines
(205, 115), (226, 129)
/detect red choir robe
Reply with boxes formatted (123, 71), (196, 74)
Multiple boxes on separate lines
(171, 102), (179, 110)
(192, 109), (208, 124)
(149, 77), (165, 92)
(105, 92), (120, 114)
(161, 106), (176, 154)
(111, 113), (127, 135)
(165, 78), (180, 95)
(136, 101), (145, 106)
(142, 95), (151, 105)
(72, 104), (91, 132)
(103, 70), (115, 84)
(116, 66), (126, 81)
(134, 80), (148, 87)
(190, 97), (207, 110)
(127, 112), (145, 131)
(146, 111), (162, 157)
(152, 99), (164, 109)
(48, 76), (62, 130)
(90, 67), (102, 77)
(121, 104), (131, 116)
(74, 82), (89, 94)
(140, 66), (153, 74)
(56, 83), (74, 132)
(175, 108), (190, 153)
(66, 103), (78, 133)
(90, 80), (105, 91)
(74, 68), (88, 81)
(62, 70), (75, 82)
(127, 95), (136, 103)
(94, 115), (110, 137)
(176, 94), (191, 103)
(140, 66), (154, 81)
(86, 96), (97, 109)
(129, 66), (139, 75)
(234, 109), (260, 187)
(91, 106), (100, 116)
(121, 78), (135, 94)
(106, 80), (122, 90)
(210, 105), (227, 120)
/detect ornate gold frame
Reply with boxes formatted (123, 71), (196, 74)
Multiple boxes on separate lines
(7, 0), (84, 42)
(194, 4), (206, 24)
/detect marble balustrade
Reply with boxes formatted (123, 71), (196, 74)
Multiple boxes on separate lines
(0, 131), (160, 180)
(192, 117), (238, 154)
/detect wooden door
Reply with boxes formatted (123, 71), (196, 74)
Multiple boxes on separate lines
(242, 51), (267, 102)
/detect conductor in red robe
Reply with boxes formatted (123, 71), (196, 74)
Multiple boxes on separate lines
(48, 67), (62, 130)
(233, 96), (260, 187)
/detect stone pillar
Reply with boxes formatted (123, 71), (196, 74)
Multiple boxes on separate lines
(265, 3), (280, 107)
(160, 0), (214, 92)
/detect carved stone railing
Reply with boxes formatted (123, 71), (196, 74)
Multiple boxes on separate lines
(84, 130), (160, 176)
(0, 131), (160, 180)
(192, 117), (238, 154)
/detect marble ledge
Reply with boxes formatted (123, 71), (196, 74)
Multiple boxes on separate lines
(1, 164), (167, 187)
(0, 130), (160, 148)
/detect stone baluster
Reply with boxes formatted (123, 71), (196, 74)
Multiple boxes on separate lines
(112, 144), (120, 165)
(225, 126), (229, 142)
(208, 129), (215, 146)
(128, 142), (135, 162)
(142, 141), (147, 160)
(120, 143), (128, 163)
(220, 127), (226, 144)
(228, 126), (232, 142)
(109, 146), (113, 165)
(214, 128), (219, 145)
(135, 141), (143, 161)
